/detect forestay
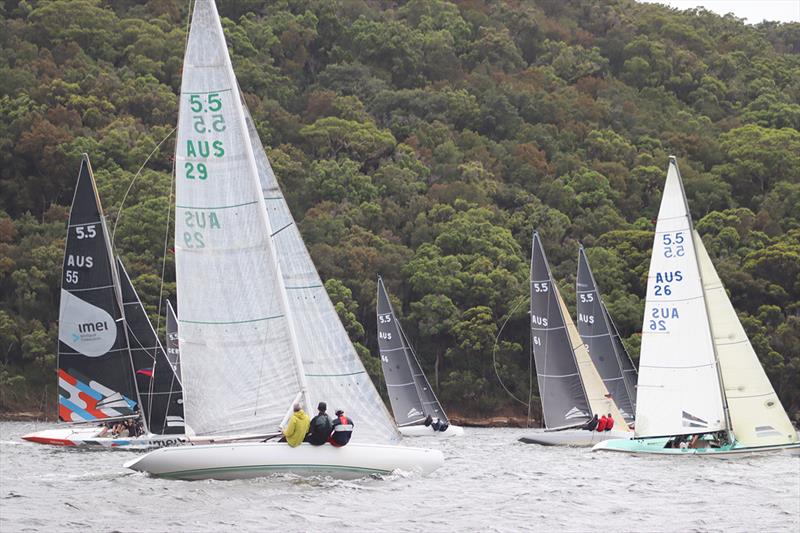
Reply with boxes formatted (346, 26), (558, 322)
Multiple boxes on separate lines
(58, 154), (139, 423)
(530, 233), (591, 429)
(174, 0), (304, 436)
(635, 157), (726, 438)
(376, 277), (447, 426)
(576, 247), (636, 422)
(117, 259), (185, 435)
(695, 231), (798, 447)
(165, 300), (181, 384)
(243, 100), (399, 443)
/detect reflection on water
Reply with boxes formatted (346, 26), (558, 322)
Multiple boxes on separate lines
(1, 422), (798, 532)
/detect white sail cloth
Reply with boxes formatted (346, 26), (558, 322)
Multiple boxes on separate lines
(635, 157), (726, 438)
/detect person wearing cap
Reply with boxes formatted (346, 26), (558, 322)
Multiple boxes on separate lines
(329, 409), (354, 447)
(282, 403), (310, 447)
(306, 401), (333, 445)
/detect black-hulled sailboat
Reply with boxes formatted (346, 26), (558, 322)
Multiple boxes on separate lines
(519, 232), (632, 446)
(576, 246), (637, 425)
(376, 276), (464, 438)
(22, 154), (186, 449)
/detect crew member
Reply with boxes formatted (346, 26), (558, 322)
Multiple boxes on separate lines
(596, 414), (608, 432)
(604, 413), (614, 431)
(306, 402), (333, 445)
(282, 403), (310, 447)
(581, 414), (599, 431)
(329, 409), (354, 447)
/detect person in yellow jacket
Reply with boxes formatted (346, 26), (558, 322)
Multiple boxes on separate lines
(282, 403), (310, 447)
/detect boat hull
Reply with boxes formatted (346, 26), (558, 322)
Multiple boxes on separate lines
(124, 441), (444, 480)
(593, 437), (800, 456)
(21, 427), (188, 450)
(398, 424), (464, 438)
(519, 429), (631, 447)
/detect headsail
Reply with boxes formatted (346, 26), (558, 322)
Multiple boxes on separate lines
(576, 246), (637, 422)
(165, 300), (181, 384)
(58, 154), (139, 423)
(116, 259), (185, 435)
(695, 231), (798, 447)
(635, 157), (726, 438)
(174, 0), (305, 436)
(530, 233), (592, 429)
(242, 100), (399, 443)
(376, 277), (447, 426)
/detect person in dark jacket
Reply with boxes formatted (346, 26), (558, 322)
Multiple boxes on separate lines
(581, 414), (599, 431)
(306, 401), (333, 445)
(604, 413), (614, 431)
(329, 409), (354, 447)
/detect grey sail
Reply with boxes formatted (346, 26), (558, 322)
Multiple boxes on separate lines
(165, 300), (181, 384)
(606, 305), (638, 411)
(530, 233), (592, 429)
(376, 277), (447, 426)
(575, 246), (636, 423)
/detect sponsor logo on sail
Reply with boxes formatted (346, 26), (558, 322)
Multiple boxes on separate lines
(407, 407), (422, 418)
(681, 410), (708, 428)
(565, 407), (589, 420)
(59, 289), (117, 357)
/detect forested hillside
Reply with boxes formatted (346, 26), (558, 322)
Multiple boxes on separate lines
(1, 0), (799, 422)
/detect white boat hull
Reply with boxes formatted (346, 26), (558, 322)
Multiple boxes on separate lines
(519, 429), (631, 447)
(124, 441), (444, 480)
(399, 424), (464, 438)
(21, 427), (188, 450)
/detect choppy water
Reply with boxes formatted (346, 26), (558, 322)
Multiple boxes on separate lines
(1, 421), (798, 532)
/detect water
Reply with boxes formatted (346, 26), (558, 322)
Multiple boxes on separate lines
(1, 421), (798, 532)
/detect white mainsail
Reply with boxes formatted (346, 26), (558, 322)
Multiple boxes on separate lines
(175, 0), (305, 436)
(635, 157), (727, 438)
(242, 103), (399, 443)
(695, 231), (798, 447)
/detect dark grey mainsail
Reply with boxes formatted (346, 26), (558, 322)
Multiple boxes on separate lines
(57, 154), (139, 423)
(575, 246), (637, 423)
(530, 233), (592, 429)
(117, 259), (185, 435)
(376, 277), (447, 426)
(166, 300), (181, 384)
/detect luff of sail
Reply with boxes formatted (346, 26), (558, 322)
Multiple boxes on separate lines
(376, 277), (448, 426)
(635, 157), (726, 438)
(576, 246), (636, 422)
(58, 154), (139, 423)
(117, 259), (185, 435)
(242, 101), (399, 443)
(608, 309), (638, 413)
(165, 300), (181, 384)
(174, 0), (305, 436)
(695, 231), (798, 447)
(530, 233), (592, 429)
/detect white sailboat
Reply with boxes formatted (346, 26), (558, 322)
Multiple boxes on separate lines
(519, 233), (632, 446)
(124, 0), (442, 479)
(376, 276), (464, 438)
(594, 157), (799, 456)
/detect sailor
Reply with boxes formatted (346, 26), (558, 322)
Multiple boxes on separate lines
(306, 401), (333, 445)
(282, 403), (310, 447)
(596, 414), (608, 432)
(581, 414), (599, 431)
(423, 414), (448, 432)
(604, 413), (614, 431)
(329, 409), (354, 447)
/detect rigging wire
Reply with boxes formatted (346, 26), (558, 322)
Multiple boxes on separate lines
(491, 294), (531, 410)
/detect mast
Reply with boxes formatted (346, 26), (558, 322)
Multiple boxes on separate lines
(671, 156), (732, 436)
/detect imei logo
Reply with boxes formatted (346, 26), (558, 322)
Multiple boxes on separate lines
(78, 321), (109, 333)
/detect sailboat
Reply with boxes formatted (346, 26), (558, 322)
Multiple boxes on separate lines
(22, 155), (187, 449)
(519, 233), (632, 446)
(594, 157), (800, 455)
(165, 300), (181, 383)
(576, 246), (637, 425)
(123, 0), (442, 479)
(376, 276), (464, 438)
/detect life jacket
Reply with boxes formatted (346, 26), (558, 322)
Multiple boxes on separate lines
(329, 415), (353, 447)
(605, 416), (614, 431)
(596, 416), (608, 432)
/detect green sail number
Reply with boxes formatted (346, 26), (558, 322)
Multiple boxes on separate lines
(185, 92), (226, 181)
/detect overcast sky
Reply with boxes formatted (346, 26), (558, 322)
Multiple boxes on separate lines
(638, 0), (800, 24)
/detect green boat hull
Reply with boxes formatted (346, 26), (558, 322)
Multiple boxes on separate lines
(593, 437), (800, 456)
